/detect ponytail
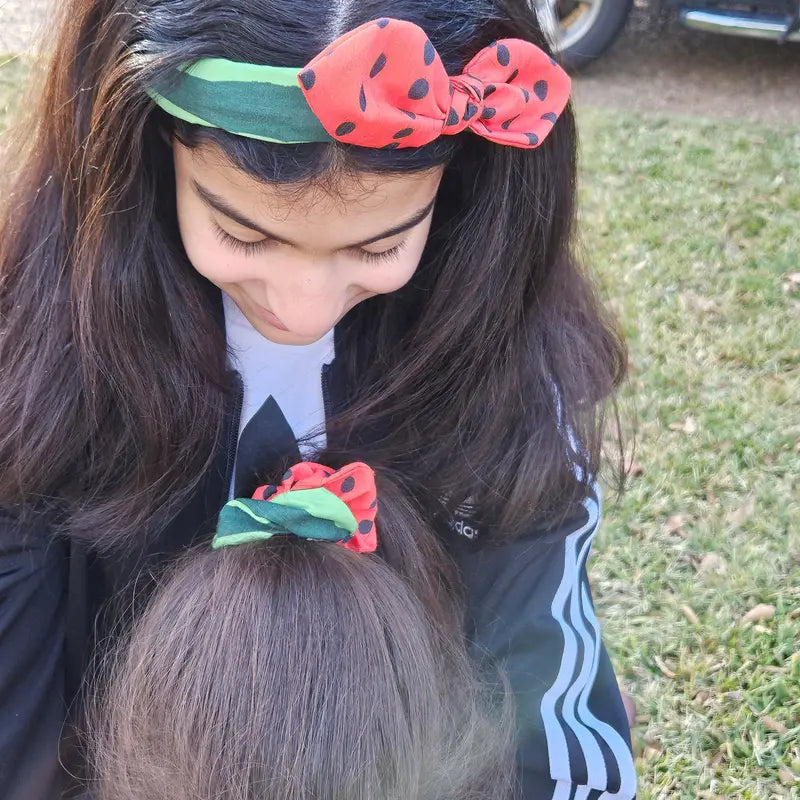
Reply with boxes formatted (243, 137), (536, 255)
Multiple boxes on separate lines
(91, 468), (513, 800)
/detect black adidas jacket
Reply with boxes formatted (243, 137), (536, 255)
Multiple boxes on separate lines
(0, 318), (636, 800)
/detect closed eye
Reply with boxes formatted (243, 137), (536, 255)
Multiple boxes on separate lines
(213, 219), (408, 264)
(358, 240), (408, 264)
(212, 221), (272, 256)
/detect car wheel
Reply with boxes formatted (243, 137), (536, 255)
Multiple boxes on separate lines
(529, 0), (634, 70)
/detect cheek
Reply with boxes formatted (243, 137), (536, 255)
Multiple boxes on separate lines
(355, 227), (430, 296)
(356, 256), (420, 296)
(175, 189), (251, 285)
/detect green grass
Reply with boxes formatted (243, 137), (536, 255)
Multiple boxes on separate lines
(1, 56), (798, 799)
(578, 106), (800, 798)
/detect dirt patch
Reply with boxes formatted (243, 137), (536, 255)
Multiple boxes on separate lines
(572, 4), (800, 126)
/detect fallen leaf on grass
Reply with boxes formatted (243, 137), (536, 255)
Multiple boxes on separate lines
(625, 459), (644, 478)
(725, 495), (755, 529)
(778, 766), (798, 785)
(679, 291), (717, 313)
(642, 739), (662, 761)
(782, 272), (800, 294)
(669, 416), (697, 434)
(761, 715), (789, 735)
(681, 605), (700, 625)
(698, 552), (727, 574)
(742, 603), (776, 623)
(664, 514), (688, 536)
(654, 655), (677, 679)
(762, 665), (786, 674)
(787, 607), (800, 620)
(693, 689), (710, 704)
(709, 749), (726, 768)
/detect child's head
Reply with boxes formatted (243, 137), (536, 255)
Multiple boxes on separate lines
(91, 465), (512, 799)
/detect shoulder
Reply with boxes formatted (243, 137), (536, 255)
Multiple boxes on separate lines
(440, 479), (600, 557)
(442, 484), (638, 798)
(0, 507), (65, 588)
(440, 481), (602, 624)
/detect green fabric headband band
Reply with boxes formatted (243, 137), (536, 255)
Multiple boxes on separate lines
(147, 59), (331, 144)
(145, 19), (571, 150)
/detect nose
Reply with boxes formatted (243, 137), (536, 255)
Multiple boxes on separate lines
(267, 257), (346, 337)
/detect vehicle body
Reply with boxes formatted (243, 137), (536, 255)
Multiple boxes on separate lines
(531, 0), (800, 70)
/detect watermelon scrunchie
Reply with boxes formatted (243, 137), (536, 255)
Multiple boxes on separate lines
(213, 462), (378, 554)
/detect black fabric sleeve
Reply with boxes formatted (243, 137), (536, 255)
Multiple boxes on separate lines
(446, 485), (637, 799)
(0, 513), (67, 800)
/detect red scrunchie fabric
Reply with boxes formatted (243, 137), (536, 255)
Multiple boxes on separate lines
(253, 462), (378, 553)
(298, 18), (570, 150)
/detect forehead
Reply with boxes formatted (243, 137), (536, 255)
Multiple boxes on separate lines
(175, 141), (443, 228)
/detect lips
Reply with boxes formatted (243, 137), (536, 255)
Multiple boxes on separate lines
(252, 301), (290, 332)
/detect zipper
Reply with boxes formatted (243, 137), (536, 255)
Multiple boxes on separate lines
(221, 371), (244, 505)
(321, 362), (333, 419)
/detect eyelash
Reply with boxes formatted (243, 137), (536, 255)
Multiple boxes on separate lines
(213, 222), (271, 256)
(212, 221), (407, 264)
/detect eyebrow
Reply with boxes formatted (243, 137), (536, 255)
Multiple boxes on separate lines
(192, 179), (437, 249)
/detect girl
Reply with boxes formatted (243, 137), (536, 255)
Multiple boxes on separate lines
(91, 462), (514, 800)
(0, 0), (635, 798)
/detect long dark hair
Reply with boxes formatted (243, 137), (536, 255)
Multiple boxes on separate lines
(90, 472), (514, 800)
(0, 0), (625, 547)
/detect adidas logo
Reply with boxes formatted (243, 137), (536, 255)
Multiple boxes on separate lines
(451, 500), (480, 540)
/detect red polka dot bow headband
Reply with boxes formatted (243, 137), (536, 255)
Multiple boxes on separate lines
(147, 18), (571, 150)
(213, 462), (378, 553)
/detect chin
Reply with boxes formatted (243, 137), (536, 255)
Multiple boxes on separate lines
(254, 323), (325, 346)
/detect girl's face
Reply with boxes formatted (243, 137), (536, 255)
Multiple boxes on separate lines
(173, 140), (444, 345)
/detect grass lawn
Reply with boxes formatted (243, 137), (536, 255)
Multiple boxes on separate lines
(578, 107), (800, 798)
(2, 58), (798, 798)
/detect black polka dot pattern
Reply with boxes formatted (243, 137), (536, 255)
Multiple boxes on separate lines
(263, 484), (277, 498)
(408, 78), (430, 100)
(282, 470), (293, 481)
(299, 69), (315, 90)
(501, 114), (520, 130)
(369, 498), (378, 509)
(496, 43), (510, 66)
(370, 53), (387, 78)
(299, 24), (571, 152)
(341, 476), (356, 492)
(358, 520), (374, 534)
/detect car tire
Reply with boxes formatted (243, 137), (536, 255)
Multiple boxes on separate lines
(531, 0), (634, 70)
